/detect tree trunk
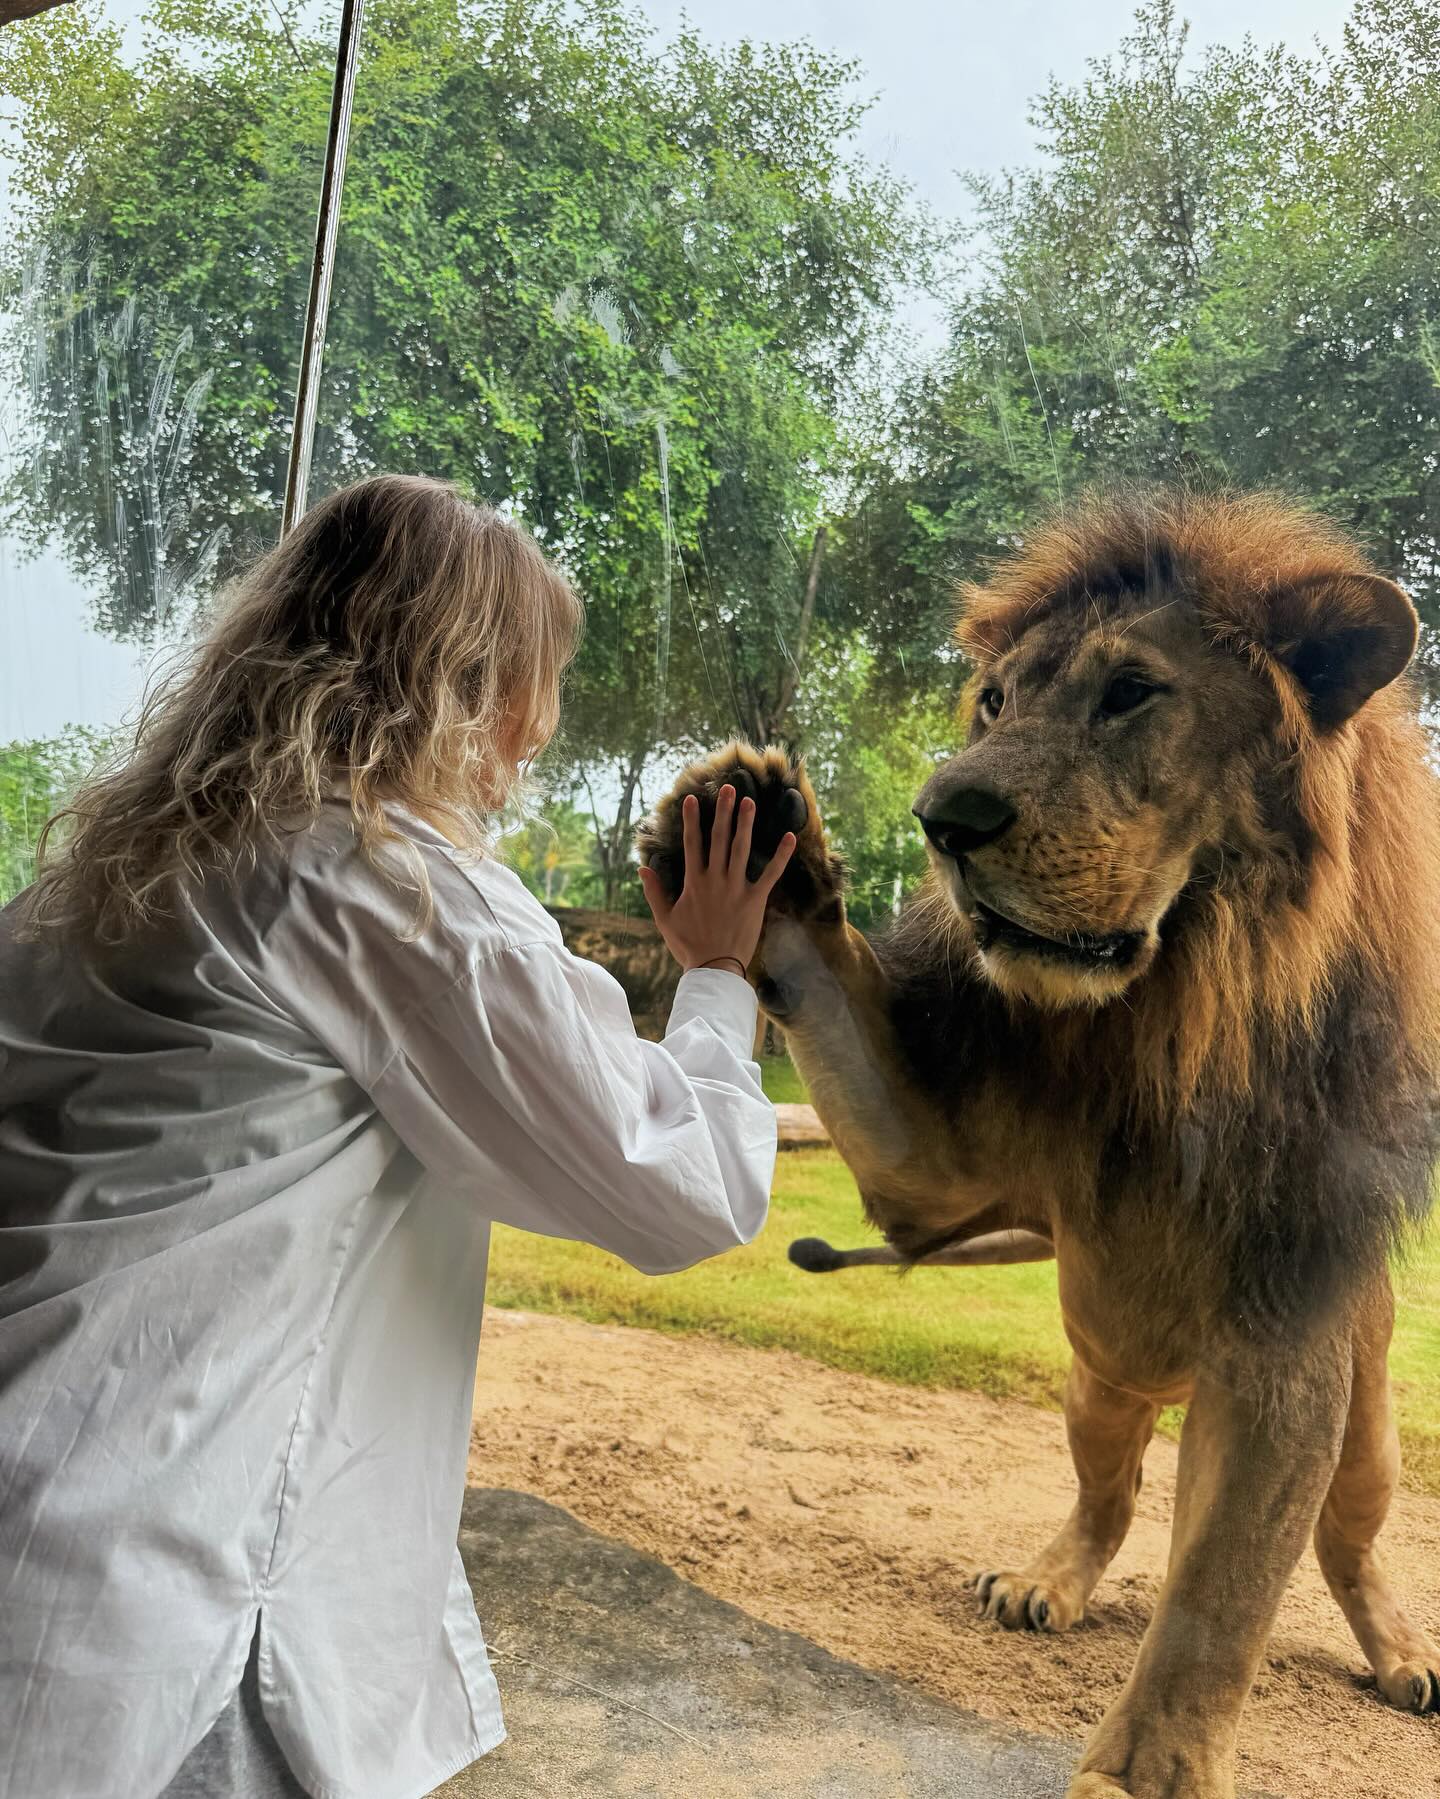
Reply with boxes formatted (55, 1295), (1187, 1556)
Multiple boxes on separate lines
(751, 524), (827, 745)
(584, 751), (646, 912)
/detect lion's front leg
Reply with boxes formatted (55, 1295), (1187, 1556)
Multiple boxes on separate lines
(1314, 1283), (1440, 1715)
(977, 1356), (1158, 1635)
(759, 909), (944, 1188)
(1069, 1354), (1349, 1799)
(638, 743), (953, 1207)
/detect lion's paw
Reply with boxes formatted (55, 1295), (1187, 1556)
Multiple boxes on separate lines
(1067, 1769), (1226, 1799)
(1378, 1657), (1439, 1714)
(1070, 1724), (1231, 1797)
(974, 1568), (1084, 1633)
(636, 741), (843, 923)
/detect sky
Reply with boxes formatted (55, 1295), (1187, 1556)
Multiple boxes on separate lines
(2, 0), (1355, 743)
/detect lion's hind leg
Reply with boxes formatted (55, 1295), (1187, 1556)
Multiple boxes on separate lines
(975, 1358), (1158, 1634)
(1314, 1289), (1440, 1714)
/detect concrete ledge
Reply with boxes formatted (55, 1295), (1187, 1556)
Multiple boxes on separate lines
(435, 1487), (1085, 1797)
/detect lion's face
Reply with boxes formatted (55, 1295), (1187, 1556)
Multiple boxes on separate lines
(914, 598), (1266, 1009)
(912, 496), (1419, 1012)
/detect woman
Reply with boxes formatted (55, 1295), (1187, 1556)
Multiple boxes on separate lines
(0, 474), (794, 1799)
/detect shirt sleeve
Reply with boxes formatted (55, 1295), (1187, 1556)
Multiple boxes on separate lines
(367, 945), (776, 1275)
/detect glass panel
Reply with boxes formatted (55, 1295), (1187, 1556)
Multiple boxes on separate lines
(0, 0), (340, 897)
(305, 0), (1418, 927)
(310, 0), (959, 916)
(6, 10), (1435, 1799)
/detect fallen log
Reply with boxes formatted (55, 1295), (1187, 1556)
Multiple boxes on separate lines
(775, 1103), (829, 1150)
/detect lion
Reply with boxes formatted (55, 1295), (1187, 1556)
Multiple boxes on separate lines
(638, 488), (1440, 1799)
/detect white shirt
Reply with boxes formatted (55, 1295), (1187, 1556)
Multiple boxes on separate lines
(0, 801), (773, 1799)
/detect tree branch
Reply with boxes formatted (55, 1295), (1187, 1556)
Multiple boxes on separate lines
(265, 0), (311, 70)
(1, 0), (75, 25)
(772, 523), (827, 738)
(578, 767), (611, 872)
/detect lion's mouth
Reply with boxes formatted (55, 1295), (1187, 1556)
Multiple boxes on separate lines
(970, 897), (1144, 973)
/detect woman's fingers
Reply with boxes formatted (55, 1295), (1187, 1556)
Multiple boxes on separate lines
(710, 783), (736, 873)
(681, 793), (703, 876)
(728, 795), (756, 883)
(754, 832), (797, 898)
(680, 786), (755, 887)
(644, 800), (794, 976)
(637, 863), (671, 923)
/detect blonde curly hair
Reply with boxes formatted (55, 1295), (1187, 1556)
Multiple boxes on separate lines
(27, 474), (584, 941)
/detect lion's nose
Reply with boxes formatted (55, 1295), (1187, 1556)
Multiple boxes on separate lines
(913, 781), (1017, 859)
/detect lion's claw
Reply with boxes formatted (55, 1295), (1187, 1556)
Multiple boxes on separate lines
(973, 1569), (1078, 1633)
(1381, 1661), (1440, 1713)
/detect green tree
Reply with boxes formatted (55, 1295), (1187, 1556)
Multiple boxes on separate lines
(1, 0), (929, 901)
(0, 729), (107, 903)
(838, 0), (1440, 679)
(0, 0), (331, 634)
(791, 631), (958, 929)
(501, 796), (605, 908)
(1179, 0), (1440, 662)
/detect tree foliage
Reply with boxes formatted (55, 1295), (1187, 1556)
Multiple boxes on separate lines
(836, 0), (1440, 682)
(5, 0), (1440, 919)
(500, 796), (607, 909)
(790, 632), (957, 928)
(1, 0), (929, 904)
(0, 729), (107, 904)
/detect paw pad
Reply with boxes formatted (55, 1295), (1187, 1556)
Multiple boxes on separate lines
(637, 742), (838, 921)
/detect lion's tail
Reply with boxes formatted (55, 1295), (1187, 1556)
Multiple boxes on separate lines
(787, 1231), (1055, 1274)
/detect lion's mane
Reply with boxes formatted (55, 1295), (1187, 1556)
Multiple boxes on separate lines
(882, 490), (1440, 1337)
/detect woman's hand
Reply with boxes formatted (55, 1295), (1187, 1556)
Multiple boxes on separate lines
(638, 785), (796, 975)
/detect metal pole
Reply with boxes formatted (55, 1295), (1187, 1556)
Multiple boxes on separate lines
(281, 0), (367, 536)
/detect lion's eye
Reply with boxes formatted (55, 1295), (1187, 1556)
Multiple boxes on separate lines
(1098, 674), (1158, 719)
(978, 687), (1005, 723)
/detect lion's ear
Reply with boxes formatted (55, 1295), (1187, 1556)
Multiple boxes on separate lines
(1271, 574), (1418, 729)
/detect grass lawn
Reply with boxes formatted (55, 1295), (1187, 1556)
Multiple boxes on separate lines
(488, 1057), (1440, 1496)
(1391, 1236), (1440, 1494)
(758, 1053), (808, 1105)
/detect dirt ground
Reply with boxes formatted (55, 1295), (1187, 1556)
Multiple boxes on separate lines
(470, 1309), (1440, 1799)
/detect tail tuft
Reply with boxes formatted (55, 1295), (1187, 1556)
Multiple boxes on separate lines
(788, 1236), (845, 1274)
